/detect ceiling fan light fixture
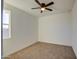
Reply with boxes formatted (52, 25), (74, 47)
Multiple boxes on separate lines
(41, 8), (45, 11)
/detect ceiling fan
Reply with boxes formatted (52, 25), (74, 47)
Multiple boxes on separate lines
(31, 0), (54, 13)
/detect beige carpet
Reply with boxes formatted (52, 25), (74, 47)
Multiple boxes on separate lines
(5, 42), (76, 59)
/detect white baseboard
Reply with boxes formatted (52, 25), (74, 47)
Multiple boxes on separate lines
(3, 41), (38, 57)
(38, 40), (72, 47)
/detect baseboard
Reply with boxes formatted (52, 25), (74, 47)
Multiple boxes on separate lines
(3, 41), (73, 58)
(3, 41), (38, 58)
(72, 47), (77, 57)
(3, 57), (9, 59)
(4, 41), (76, 59)
(38, 41), (72, 47)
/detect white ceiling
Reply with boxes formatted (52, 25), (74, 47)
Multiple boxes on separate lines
(4, 0), (75, 17)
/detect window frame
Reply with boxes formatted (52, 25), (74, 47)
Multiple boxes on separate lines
(3, 9), (11, 39)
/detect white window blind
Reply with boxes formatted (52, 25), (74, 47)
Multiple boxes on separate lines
(3, 10), (11, 39)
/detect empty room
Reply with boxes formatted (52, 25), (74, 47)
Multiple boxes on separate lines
(3, 0), (77, 59)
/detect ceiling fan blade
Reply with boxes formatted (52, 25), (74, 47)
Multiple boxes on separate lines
(35, 0), (41, 6)
(45, 8), (53, 11)
(32, 7), (40, 9)
(45, 2), (54, 7)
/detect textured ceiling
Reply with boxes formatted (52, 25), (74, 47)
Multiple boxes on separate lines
(4, 0), (75, 17)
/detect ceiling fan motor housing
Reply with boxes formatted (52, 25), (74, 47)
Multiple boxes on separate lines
(41, 3), (46, 7)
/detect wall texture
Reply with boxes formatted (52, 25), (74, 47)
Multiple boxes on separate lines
(3, 2), (77, 57)
(71, 0), (77, 56)
(38, 12), (72, 46)
(3, 4), (38, 57)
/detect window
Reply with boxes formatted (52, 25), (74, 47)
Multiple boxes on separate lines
(3, 10), (11, 39)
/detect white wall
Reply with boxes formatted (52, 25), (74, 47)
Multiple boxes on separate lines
(3, 4), (38, 57)
(3, 2), (77, 57)
(71, 0), (77, 56)
(38, 12), (72, 46)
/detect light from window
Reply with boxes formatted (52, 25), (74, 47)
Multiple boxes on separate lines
(3, 10), (11, 39)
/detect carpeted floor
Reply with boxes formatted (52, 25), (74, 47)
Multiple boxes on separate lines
(5, 42), (76, 59)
